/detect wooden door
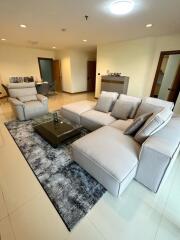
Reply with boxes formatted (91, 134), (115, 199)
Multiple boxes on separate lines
(53, 60), (62, 92)
(168, 63), (180, 103)
(87, 61), (96, 92)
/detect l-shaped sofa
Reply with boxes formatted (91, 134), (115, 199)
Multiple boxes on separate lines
(61, 93), (180, 197)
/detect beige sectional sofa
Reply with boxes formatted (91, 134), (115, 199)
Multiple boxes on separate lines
(61, 94), (180, 197)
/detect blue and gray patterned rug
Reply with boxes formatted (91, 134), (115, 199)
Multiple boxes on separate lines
(5, 112), (105, 231)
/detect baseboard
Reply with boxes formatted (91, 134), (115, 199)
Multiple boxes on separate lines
(62, 91), (93, 94)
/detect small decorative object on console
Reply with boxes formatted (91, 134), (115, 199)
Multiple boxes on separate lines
(53, 112), (59, 123)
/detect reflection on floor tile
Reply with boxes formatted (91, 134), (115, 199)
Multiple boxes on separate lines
(155, 216), (180, 240)
(87, 192), (162, 240)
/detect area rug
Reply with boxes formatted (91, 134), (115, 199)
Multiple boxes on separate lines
(5, 112), (106, 231)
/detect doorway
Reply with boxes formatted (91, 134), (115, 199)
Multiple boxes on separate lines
(87, 61), (96, 92)
(151, 50), (180, 105)
(38, 58), (55, 91)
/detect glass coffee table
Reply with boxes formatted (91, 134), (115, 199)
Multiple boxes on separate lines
(33, 112), (83, 148)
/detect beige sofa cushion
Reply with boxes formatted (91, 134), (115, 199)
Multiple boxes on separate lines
(80, 110), (116, 131)
(110, 119), (133, 131)
(135, 102), (162, 118)
(18, 95), (37, 103)
(142, 97), (174, 110)
(134, 108), (173, 144)
(111, 100), (133, 120)
(119, 94), (142, 118)
(72, 126), (140, 196)
(60, 101), (96, 124)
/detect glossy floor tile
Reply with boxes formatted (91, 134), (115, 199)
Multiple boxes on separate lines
(0, 189), (8, 220)
(0, 217), (15, 240)
(10, 192), (69, 240)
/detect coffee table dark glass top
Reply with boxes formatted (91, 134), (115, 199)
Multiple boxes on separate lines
(33, 114), (83, 147)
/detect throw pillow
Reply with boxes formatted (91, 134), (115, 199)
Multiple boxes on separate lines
(18, 95), (37, 103)
(95, 95), (114, 113)
(101, 91), (119, 101)
(135, 102), (162, 118)
(111, 100), (133, 120)
(101, 91), (119, 111)
(124, 112), (152, 136)
(134, 108), (173, 144)
(119, 94), (142, 118)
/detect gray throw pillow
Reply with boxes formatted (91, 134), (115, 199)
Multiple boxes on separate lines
(119, 94), (142, 118)
(124, 112), (152, 136)
(134, 108), (173, 144)
(95, 95), (114, 113)
(111, 100), (133, 120)
(135, 102), (162, 118)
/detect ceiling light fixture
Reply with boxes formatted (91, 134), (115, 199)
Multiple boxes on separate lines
(110, 0), (134, 15)
(20, 24), (27, 28)
(146, 23), (153, 28)
(52, 46), (56, 49)
(83, 39), (87, 42)
(1, 38), (6, 41)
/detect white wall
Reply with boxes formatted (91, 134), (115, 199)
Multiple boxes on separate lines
(96, 37), (156, 98)
(57, 49), (96, 93)
(96, 34), (180, 113)
(0, 44), (55, 96)
(158, 55), (180, 99)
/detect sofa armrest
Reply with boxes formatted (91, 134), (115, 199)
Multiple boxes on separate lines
(8, 97), (24, 106)
(36, 94), (48, 103)
(135, 116), (180, 192)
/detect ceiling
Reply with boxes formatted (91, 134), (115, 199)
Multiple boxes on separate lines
(0, 0), (180, 50)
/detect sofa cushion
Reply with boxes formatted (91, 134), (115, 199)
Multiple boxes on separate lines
(60, 101), (96, 124)
(7, 82), (37, 98)
(119, 94), (142, 118)
(111, 100), (133, 120)
(134, 108), (173, 144)
(135, 102), (162, 118)
(124, 112), (152, 136)
(81, 110), (116, 131)
(95, 95), (114, 113)
(18, 95), (37, 103)
(24, 101), (47, 119)
(110, 119), (133, 131)
(72, 126), (140, 196)
(142, 97), (174, 110)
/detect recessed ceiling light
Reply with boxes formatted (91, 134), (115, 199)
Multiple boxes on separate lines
(83, 39), (87, 42)
(146, 23), (153, 28)
(52, 46), (56, 49)
(1, 38), (6, 41)
(20, 24), (27, 28)
(110, 0), (134, 15)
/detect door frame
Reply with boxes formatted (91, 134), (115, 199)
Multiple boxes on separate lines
(150, 50), (180, 97)
(38, 57), (54, 81)
(87, 60), (96, 92)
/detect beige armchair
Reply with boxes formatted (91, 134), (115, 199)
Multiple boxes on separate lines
(8, 82), (48, 120)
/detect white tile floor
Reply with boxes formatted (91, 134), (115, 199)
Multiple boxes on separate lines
(0, 93), (180, 240)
